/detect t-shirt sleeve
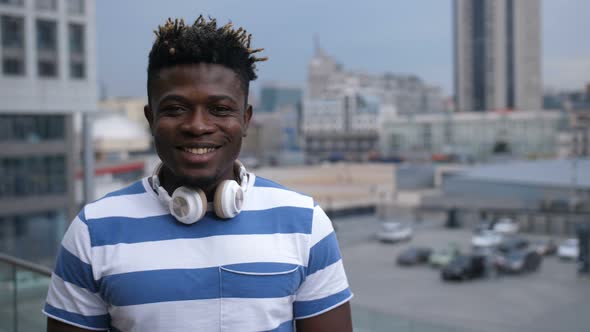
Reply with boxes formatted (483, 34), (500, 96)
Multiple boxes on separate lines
(43, 209), (110, 331)
(294, 205), (353, 319)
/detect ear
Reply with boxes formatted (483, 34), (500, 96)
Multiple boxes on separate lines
(242, 104), (253, 137)
(144, 104), (154, 134)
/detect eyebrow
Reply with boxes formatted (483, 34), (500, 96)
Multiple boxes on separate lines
(207, 94), (239, 106)
(157, 94), (240, 108)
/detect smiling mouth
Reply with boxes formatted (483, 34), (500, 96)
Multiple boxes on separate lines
(181, 147), (218, 155)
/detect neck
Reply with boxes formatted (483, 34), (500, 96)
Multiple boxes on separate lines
(156, 164), (241, 202)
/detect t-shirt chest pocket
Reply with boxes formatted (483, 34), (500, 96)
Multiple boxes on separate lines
(219, 262), (303, 331)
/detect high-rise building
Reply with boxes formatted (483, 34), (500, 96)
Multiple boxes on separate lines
(454, 0), (541, 112)
(0, 0), (97, 265)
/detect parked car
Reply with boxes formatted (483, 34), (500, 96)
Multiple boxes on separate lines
(377, 222), (412, 243)
(493, 218), (519, 234)
(472, 230), (502, 248)
(531, 238), (557, 256)
(397, 247), (432, 266)
(472, 246), (499, 278)
(557, 238), (579, 260)
(495, 249), (542, 274)
(441, 254), (486, 281)
(429, 244), (461, 268)
(498, 236), (529, 253)
(474, 220), (494, 233)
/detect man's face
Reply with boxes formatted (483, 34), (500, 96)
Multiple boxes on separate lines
(145, 63), (252, 189)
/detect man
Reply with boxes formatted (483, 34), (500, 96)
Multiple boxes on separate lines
(44, 16), (353, 331)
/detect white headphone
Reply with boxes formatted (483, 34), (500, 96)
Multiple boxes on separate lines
(151, 161), (249, 224)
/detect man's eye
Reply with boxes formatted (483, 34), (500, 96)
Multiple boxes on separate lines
(212, 105), (233, 114)
(161, 106), (185, 115)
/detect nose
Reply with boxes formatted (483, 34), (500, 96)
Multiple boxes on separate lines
(181, 107), (215, 135)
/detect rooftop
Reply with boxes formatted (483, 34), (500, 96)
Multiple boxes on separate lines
(459, 158), (590, 189)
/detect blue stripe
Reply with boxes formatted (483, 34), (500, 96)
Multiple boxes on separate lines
(54, 246), (98, 292)
(254, 176), (288, 189)
(88, 207), (313, 247)
(100, 267), (220, 306)
(221, 265), (303, 299)
(267, 319), (294, 331)
(294, 288), (352, 319)
(307, 232), (342, 276)
(103, 180), (146, 198)
(44, 303), (110, 330)
(77, 209), (87, 224)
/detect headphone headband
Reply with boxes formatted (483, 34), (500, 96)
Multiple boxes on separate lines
(152, 161), (247, 191)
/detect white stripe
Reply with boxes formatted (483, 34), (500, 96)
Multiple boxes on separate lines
(61, 216), (92, 265)
(92, 233), (310, 276)
(85, 192), (167, 220)
(46, 274), (107, 316)
(110, 299), (220, 332)
(222, 296), (294, 331)
(243, 186), (313, 211)
(296, 260), (349, 302)
(310, 205), (335, 247)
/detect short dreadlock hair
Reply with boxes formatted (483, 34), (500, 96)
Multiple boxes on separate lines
(147, 15), (267, 104)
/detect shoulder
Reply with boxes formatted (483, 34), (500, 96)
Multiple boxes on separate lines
(248, 175), (316, 210)
(101, 179), (147, 198)
(252, 175), (291, 191)
(82, 178), (161, 221)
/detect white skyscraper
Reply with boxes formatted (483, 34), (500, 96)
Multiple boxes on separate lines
(454, 0), (541, 112)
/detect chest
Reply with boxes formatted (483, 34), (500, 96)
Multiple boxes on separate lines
(94, 231), (307, 331)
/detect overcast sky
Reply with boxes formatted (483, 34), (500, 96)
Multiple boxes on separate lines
(96, 0), (589, 98)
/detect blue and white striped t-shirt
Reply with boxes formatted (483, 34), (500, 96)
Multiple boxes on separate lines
(43, 174), (352, 331)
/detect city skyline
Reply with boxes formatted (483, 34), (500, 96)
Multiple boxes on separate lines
(97, 0), (589, 99)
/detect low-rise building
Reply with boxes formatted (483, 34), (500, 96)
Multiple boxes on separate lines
(380, 110), (565, 162)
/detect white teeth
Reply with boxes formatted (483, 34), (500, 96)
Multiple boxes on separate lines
(184, 147), (216, 155)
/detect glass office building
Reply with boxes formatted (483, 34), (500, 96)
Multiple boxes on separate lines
(0, 0), (97, 266)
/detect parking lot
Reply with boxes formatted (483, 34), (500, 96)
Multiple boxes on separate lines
(336, 215), (590, 332)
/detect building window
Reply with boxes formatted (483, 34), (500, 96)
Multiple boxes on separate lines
(68, 23), (85, 78)
(37, 20), (58, 78)
(0, 155), (67, 198)
(0, 114), (65, 142)
(0, 0), (24, 6)
(1, 15), (25, 75)
(66, 0), (84, 15)
(35, 0), (57, 11)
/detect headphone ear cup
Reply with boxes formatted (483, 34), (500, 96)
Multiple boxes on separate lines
(214, 180), (244, 219)
(170, 186), (207, 224)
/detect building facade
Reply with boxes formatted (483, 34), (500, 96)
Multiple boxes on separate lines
(0, 0), (97, 265)
(380, 110), (564, 162)
(558, 111), (590, 159)
(307, 44), (444, 115)
(302, 94), (380, 163)
(454, 0), (541, 112)
(304, 43), (444, 163)
(259, 82), (302, 113)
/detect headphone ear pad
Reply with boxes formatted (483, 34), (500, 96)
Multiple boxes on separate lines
(170, 186), (207, 224)
(214, 180), (244, 219)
